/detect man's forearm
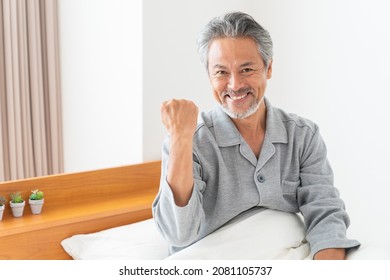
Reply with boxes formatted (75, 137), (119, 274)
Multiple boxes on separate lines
(166, 134), (194, 207)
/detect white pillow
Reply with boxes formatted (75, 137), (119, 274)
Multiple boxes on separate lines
(61, 207), (310, 260)
(61, 219), (170, 260)
(167, 207), (310, 260)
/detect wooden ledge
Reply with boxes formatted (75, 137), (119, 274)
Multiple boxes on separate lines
(0, 161), (161, 259)
(0, 191), (156, 237)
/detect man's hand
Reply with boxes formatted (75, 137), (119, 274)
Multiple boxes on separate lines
(161, 99), (199, 137)
(314, 248), (346, 260)
(161, 99), (199, 206)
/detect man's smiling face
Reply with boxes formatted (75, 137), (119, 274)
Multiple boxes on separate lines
(208, 37), (272, 119)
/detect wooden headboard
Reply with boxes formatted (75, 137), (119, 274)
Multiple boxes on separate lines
(0, 161), (161, 260)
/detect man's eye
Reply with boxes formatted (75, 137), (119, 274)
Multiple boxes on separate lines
(215, 70), (228, 75)
(242, 68), (254, 73)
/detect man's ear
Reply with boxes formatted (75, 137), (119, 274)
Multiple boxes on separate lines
(267, 59), (273, 79)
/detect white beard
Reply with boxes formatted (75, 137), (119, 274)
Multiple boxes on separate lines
(220, 95), (265, 119)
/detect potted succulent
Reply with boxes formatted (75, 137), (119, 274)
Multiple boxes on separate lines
(9, 192), (25, 218)
(0, 195), (7, 221)
(29, 189), (44, 214)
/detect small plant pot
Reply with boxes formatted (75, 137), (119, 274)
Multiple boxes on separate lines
(0, 204), (4, 221)
(10, 201), (25, 218)
(29, 199), (44, 214)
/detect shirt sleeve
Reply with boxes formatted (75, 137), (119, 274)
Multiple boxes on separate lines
(298, 126), (360, 258)
(152, 136), (206, 249)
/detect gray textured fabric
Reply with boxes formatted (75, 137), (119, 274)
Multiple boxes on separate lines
(152, 98), (360, 258)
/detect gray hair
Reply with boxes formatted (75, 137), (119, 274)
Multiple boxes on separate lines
(197, 12), (273, 70)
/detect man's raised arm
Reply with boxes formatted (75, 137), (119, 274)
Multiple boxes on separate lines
(160, 99), (199, 206)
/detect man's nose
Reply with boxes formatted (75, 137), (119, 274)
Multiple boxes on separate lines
(228, 72), (244, 91)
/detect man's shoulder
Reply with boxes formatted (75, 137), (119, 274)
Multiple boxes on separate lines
(191, 107), (226, 148)
(271, 104), (318, 134)
(196, 109), (214, 131)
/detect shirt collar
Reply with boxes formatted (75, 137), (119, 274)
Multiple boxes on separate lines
(264, 98), (288, 144)
(212, 97), (288, 147)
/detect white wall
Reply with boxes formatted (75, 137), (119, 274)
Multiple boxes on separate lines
(143, 0), (390, 251)
(58, 0), (143, 173)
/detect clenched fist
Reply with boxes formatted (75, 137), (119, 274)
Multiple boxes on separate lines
(161, 99), (199, 138)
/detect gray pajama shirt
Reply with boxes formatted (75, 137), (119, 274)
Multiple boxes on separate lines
(152, 98), (360, 258)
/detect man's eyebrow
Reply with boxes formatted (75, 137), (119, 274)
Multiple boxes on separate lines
(212, 64), (227, 69)
(211, 62), (261, 70)
(240, 62), (257, 67)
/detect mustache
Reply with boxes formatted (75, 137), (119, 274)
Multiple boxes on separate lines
(222, 87), (254, 97)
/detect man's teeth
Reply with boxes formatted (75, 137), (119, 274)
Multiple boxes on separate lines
(230, 94), (247, 100)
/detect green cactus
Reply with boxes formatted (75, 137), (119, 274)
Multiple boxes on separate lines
(30, 189), (44, 200)
(10, 192), (24, 203)
(0, 196), (7, 206)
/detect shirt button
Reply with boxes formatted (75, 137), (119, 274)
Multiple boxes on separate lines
(257, 174), (265, 183)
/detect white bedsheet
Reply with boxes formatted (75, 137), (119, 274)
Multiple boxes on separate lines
(61, 207), (389, 260)
(61, 208), (310, 260)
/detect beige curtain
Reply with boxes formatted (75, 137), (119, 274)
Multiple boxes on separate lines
(0, 0), (63, 182)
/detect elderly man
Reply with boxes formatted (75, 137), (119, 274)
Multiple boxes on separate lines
(152, 12), (360, 259)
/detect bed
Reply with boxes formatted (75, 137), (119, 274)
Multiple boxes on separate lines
(1, 161), (388, 260)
